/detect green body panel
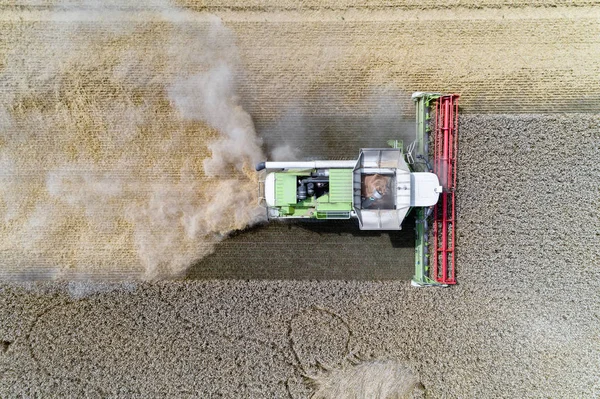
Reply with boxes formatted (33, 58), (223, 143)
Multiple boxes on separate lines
(279, 196), (316, 216)
(328, 169), (354, 203)
(316, 202), (352, 211)
(286, 207), (312, 217)
(297, 197), (316, 207)
(316, 193), (352, 212)
(415, 99), (426, 161)
(275, 174), (298, 205)
(279, 206), (294, 215)
(273, 172), (352, 218)
(316, 211), (351, 220)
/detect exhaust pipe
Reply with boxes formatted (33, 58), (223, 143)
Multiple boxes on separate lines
(256, 160), (356, 170)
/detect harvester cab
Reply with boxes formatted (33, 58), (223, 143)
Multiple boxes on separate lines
(256, 92), (459, 287)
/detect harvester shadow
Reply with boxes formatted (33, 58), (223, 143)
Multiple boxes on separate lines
(292, 218), (415, 249)
(186, 219), (415, 281)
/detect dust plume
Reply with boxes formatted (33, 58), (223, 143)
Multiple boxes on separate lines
(259, 86), (415, 161)
(0, 4), (264, 280)
(168, 62), (263, 176)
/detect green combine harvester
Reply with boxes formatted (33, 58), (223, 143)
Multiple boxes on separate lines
(256, 92), (459, 286)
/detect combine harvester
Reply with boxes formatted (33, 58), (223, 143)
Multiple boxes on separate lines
(256, 93), (459, 287)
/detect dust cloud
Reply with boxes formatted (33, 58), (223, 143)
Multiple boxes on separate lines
(0, 4), (265, 280)
(259, 86), (416, 161)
